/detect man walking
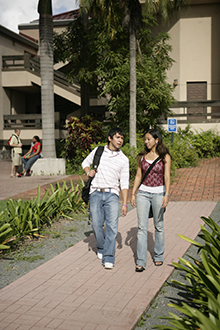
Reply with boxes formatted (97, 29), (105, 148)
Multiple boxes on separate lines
(82, 127), (129, 269)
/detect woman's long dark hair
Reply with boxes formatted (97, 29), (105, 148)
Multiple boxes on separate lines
(34, 135), (40, 143)
(138, 129), (170, 164)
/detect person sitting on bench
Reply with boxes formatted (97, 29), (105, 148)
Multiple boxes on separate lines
(18, 136), (42, 177)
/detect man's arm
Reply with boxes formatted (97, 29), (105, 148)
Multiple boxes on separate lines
(120, 188), (128, 217)
(120, 158), (130, 217)
(82, 147), (98, 178)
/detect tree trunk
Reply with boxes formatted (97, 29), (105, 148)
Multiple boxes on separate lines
(39, 6), (56, 158)
(129, 26), (137, 148)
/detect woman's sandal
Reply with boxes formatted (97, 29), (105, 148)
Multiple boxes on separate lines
(135, 266), (145, 272)
(154, 261), (163, 266)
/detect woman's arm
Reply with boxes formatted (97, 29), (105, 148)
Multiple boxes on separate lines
(130, 162), (142, 208)
(162, 154), (171, 208)
(23, 146), (32, 157)
(28, 144), (41, 158)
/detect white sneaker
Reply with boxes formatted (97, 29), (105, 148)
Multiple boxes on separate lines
(97, 252), (103, 260)
(104, 262), (114, 269)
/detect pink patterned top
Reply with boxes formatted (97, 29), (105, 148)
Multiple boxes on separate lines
(140, 158), (165, 193)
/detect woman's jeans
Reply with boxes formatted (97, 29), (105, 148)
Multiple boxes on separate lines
(90, 190), (119, 265)
(22, 152), (40, 172)
(136, 190), (165, 268)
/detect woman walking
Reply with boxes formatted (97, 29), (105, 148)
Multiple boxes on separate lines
(131, 129), (171, 272)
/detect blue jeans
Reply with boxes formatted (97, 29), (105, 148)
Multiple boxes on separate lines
(136, 190), (165, 268)
(22, 152), (40, 172)
(90, 190), (119, 264)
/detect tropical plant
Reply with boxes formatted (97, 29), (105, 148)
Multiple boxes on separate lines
(153, 216), (220, 330)
(0, 221), (13, 250)
(38, 0), (56, 158)
(6, 199), (39, 238)
(32, 185), (57, 228)
(60, 115), (106, 172)
(48, 180), (86, 219)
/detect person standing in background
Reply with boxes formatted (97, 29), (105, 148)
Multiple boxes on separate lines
(10, 128), (22, 178)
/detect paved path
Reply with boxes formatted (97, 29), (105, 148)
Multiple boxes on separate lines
(0, 158), (219, 330)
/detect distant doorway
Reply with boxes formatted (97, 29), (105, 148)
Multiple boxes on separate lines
(187, 82), (207, 120)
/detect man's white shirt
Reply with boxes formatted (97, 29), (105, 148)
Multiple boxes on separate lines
(82, 145), (129, 196)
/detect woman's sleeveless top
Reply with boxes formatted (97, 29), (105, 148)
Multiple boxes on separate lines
(139, 158), (165, 194)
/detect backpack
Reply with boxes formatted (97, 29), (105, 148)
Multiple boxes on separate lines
(7, 134), (19, 147)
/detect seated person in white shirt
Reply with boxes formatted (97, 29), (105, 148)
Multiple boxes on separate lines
(82, 127), (129, 270)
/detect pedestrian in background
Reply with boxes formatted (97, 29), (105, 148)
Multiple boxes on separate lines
(131, 128), (171, 272)
(10, 128), (22, 177)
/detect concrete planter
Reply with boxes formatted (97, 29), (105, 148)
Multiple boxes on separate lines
(31, 158), (66, 176)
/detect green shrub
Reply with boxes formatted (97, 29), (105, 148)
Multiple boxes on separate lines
(154, 216), (220, 330)
(192, 128), (220, 158)
(121, 143), (139, 182)
(164, 125), (199, 169)
(60, 115), (107, 173)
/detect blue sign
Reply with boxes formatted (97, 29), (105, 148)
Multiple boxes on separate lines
(168, 118), (177, 132)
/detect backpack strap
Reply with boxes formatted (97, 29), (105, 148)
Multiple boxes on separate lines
(12, 134), (19, 142)
(93, 146), (104, 171)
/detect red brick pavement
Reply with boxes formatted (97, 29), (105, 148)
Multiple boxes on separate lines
(2, 157), (219, 202)
(169, 158), (220, 201)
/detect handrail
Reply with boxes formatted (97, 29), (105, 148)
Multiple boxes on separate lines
(2, 54), (80, 89)
(4, 114), (42, 129)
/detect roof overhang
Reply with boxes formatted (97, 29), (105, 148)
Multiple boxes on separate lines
(0, 25), (38, 50)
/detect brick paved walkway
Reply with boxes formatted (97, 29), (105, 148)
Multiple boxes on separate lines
(170, 158), (220, 201)
(0, 158), (219, 330)
(1, 158), (219, 202)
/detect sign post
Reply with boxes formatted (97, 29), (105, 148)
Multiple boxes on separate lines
(168, 118), (177, 144)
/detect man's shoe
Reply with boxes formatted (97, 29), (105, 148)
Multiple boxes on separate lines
(104, 262), (114, 269)
(97, 252), (103, 260)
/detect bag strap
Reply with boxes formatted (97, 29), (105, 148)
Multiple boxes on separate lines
(139, 156), (161, 187)
(12, 134), (19, 142)
(86, 146), (104, 187)
(93, 146), (104, 171)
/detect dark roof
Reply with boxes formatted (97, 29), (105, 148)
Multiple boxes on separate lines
(30, 8), (80, 23)
(52, 9), (80, 21)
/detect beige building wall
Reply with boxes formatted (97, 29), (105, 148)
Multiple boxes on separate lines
(0, 26), (38, 140)
(153, 2), (220, 131)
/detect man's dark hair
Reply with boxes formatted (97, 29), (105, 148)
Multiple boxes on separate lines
(107, 127), (125, 143)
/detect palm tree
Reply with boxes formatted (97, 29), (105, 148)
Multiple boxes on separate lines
(37, 0), (56, 158)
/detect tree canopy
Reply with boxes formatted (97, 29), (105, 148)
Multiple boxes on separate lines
(54, 11), (175, 133)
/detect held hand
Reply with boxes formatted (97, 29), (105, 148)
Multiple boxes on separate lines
(121, 205), (127, 217)
(18, 143), (22, 147)
(161, 195), (169, 208)
(130, 195), (136, 208)
(88, 169), (96, 178)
